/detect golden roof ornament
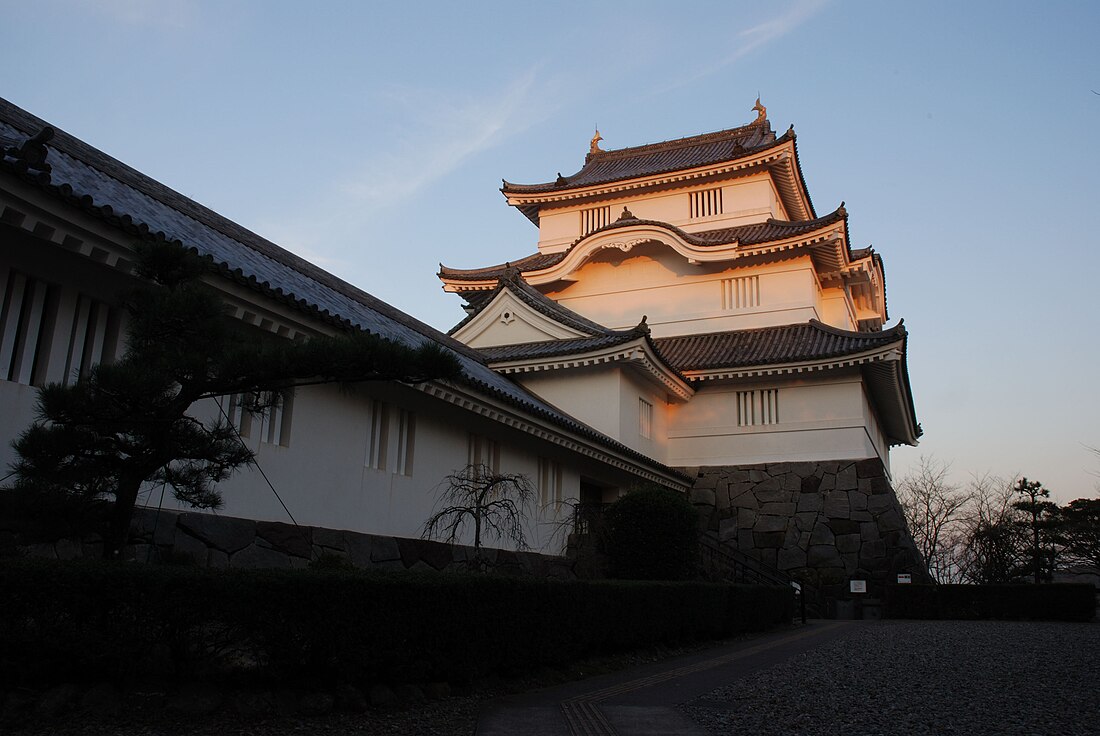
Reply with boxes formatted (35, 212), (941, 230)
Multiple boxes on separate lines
(589, 128), (604, 155)
(752, 97), (767, 123)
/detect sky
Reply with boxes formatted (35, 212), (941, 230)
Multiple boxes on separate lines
(2, 0), (1098, 502)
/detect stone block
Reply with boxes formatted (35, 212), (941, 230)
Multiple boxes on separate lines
(754, 531), (784, 549)
(849, 491), (868, 511)
(784, 525), (800, 548)
(757, 489), (794, 504)
(818, 473), (836, 491)
(858, 478), (873, 494)
(851, 510), (872, 522)
(736, 509), (757, 530)
(795, 511), (819, 530)
(836, 464), (858, 490)
(753, 514), (788, 533)
(807, 545), (843, 568)
(729, 469), (751, 483)
(370, 534), (402, 562)
(180, 513), (256, 554)
(737, 528), (755, 552)
(754, 476), (781, 492)
(729, 485), (758, 508)
(788, 462), (818, 478)
(860, 521), (881, 541)
(691, 486), (716, 506)
(397, 537), (454, 570)
(827, 519), (860, 536)
(777, 546), (807, 571)
(207, 548), (230, 569)
(797, 493), (823, 513)
(809, 523), (835, 545)
(173, 530), (210, 564)
(693, 475), (718, 491)
(256, 521), (312, 559)
(759, 548), (778, 568)
(867, 495), (894, 514)
(313, 527), (346, 552)
(800, 475), (822, 493)
(760, 502), (796, 517)
(823, 493), (851, 519)
(841, 552), (859, 573)
(781, 473), (803, 492)
(836, 533), (862, 554)
(748, 469), (768, 482)
(855, 458), (885, 478)
(231, 543), (291, 569)
(863, 539), (886, 558)
(818, 461), (840, 474)
(878, 509), (905, 532)
(718, 517), (739, 542)
(342, 532), (373, 566)
(870, 476), (891, 495)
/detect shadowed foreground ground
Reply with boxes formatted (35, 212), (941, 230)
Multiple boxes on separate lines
(683, 620), (1100, 736)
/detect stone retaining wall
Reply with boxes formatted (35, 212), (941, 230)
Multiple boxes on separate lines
(21, 507), (577, 578)
(685, 458), (927, 589)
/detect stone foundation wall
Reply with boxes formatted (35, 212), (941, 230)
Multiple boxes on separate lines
(19, 507), (577, 578)
(685, 458), (926, 590)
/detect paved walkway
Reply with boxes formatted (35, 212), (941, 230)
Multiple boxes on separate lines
(474, 620), (859, 736)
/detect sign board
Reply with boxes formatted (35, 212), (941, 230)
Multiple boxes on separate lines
(849, 580), (867, 594)
(897, 573), (912, 584)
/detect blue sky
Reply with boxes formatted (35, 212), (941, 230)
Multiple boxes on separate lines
(3, 0), (1098, 501)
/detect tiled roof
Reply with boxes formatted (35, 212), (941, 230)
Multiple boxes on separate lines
(448, 270), (613, 337)
(478, 332), (642, 362)
(0, 96), (689, 484)
(653, 320), (907, 372)
(502, 120), (780, 194)
(440, 208), (848, 283)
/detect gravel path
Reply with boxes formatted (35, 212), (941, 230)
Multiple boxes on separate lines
(682, 620), (1100, 736)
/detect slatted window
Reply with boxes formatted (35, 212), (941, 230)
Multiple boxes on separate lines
(639, 398), (653, 439)
(581, 205), (611, 235)
(468, 433), (500, 474)
(538, 457), (563, 511)
(226, 393), (254, 439)
(1, 269), (61, 385)
(260, 390), (294, 447)
(366, 399), (389, 470)
(737, 389), (779, 427)
(690, 187), (723, 219)
(395, 409), (415, 476)
(721, 276), (760, 310)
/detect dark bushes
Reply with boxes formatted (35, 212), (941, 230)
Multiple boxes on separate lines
(884, 583), (1096, 621)
(604, 485), (699, 580)
(0, 558), (793, 689)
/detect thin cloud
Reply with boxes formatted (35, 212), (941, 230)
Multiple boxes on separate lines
(656, 0), (828, 93)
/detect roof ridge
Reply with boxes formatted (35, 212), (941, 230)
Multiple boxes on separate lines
(0, 96), (482, 363)
(583, 119), (773, 164)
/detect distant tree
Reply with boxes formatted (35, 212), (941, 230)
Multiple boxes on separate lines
(421, 464), (536, 569)
(9, 241), (461, 559)
(897, 457), (972, 583)
(603, 484), (698, 581)
(958, 474), (1027, 584)
(1011, 477), (1060, 584)
(1058, 497), (1100, 569)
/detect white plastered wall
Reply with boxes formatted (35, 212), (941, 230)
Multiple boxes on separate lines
(546, 249), (825, 337)
(667, 372), (886, 467)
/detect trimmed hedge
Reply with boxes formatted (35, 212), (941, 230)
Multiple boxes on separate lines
(604, 485), (699, 580)
(0, 558), (793, 689)
(884, 583), (1096, 622)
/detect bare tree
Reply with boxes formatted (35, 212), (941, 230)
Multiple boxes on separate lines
(958, 473), (1027, 584)
(422, 464), (535, 570)
(897, 457), (972, 583)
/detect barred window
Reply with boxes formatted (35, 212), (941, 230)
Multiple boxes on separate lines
(721, 276), (760, 310)
(366, 399), (389, 470)
(395, 409), (416, 476)
(581, 205), (611, 235)
(639, 398), (653, 439)
(467, 433), (500, 474)
(1, 269), (58, 385)
(538, 457), (563, 511)
(737, 389), (779, 427)
(690, 187), (723, 219)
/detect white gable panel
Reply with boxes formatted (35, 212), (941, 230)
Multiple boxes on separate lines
(453, 290), (589, 348)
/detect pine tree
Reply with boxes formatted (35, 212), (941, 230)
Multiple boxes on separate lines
(1011, 477), (1060, 584)
(9, 241), (461, 558)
